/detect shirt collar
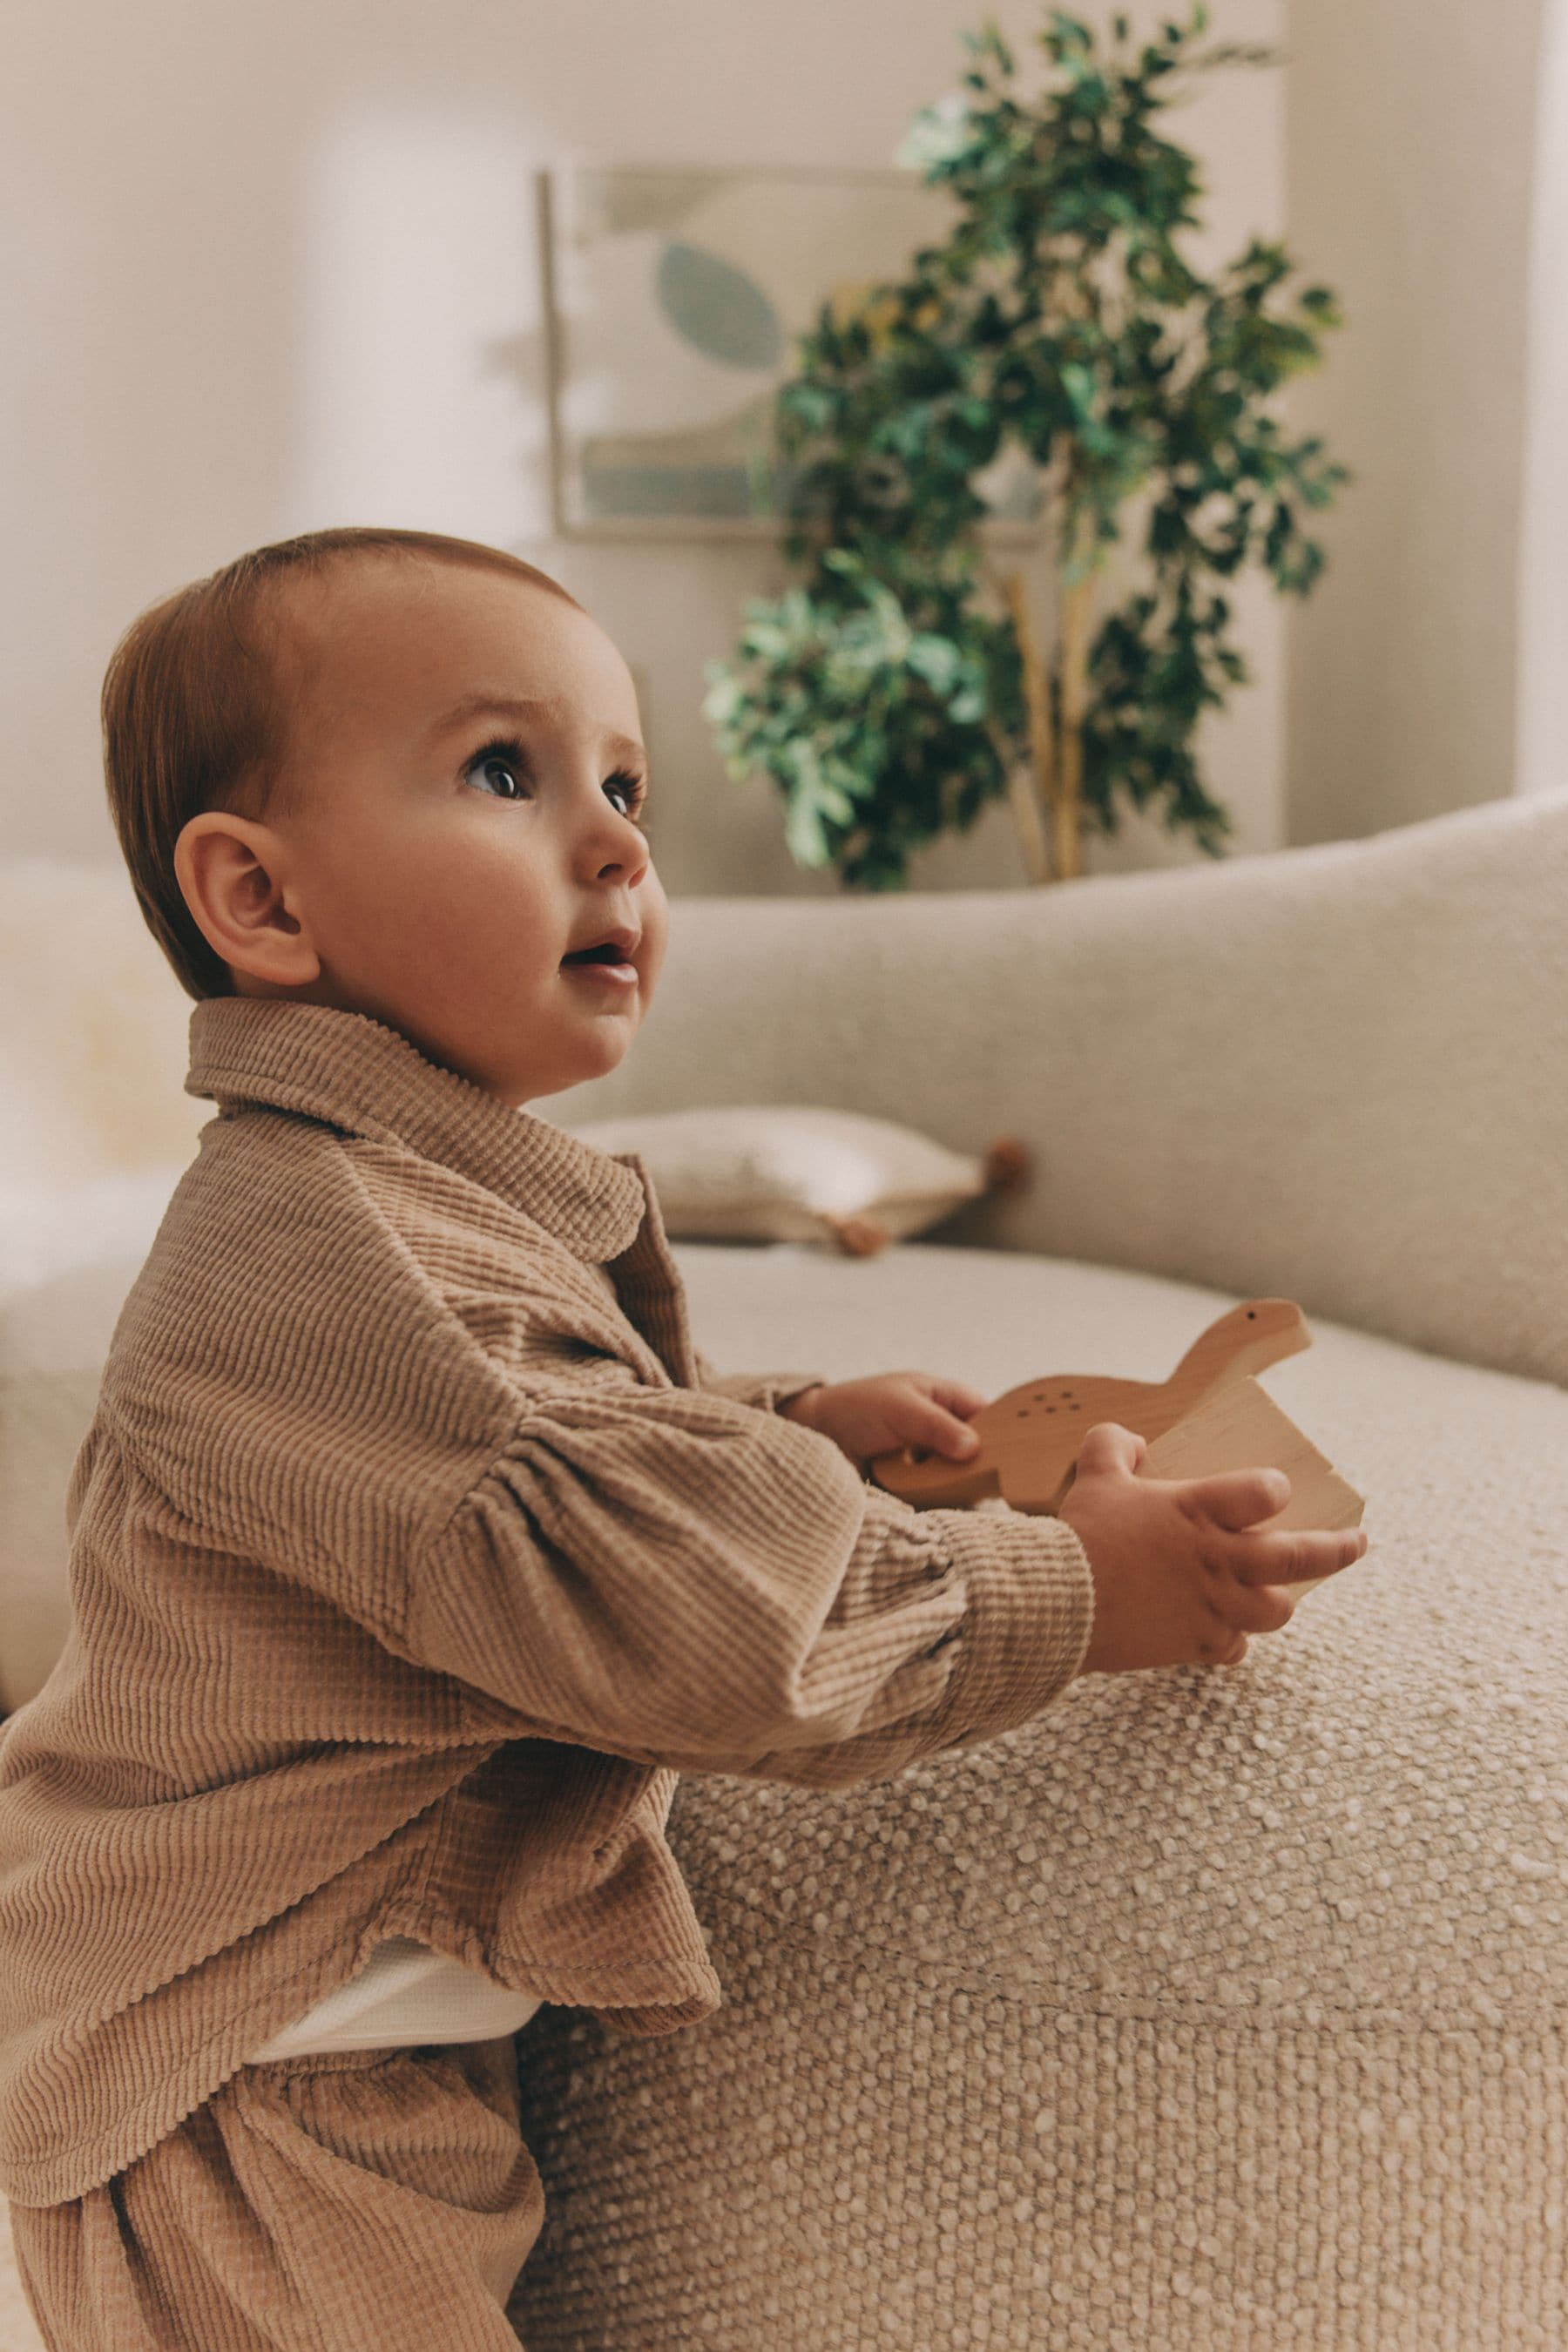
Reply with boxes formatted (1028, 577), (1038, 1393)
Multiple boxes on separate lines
(184, 996), (650, 1263)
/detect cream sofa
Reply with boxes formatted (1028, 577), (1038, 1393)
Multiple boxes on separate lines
(2, 794), (1566, 2349)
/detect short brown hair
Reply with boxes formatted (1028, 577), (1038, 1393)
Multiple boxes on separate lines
(101, 525), (586, 1001)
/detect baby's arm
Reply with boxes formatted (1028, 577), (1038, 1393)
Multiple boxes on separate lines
(690, 1346), (826, 1423)
(389, 1357), (1093, 1794)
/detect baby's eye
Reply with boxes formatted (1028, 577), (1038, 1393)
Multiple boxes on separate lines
(604, 769), (648, 821)
(464, 747), (525, 801)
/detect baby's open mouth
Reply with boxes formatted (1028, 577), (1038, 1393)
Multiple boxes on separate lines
(560, 940), (638, 983)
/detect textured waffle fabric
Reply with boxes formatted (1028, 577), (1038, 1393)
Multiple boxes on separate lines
(0, 992), (1095, 2207)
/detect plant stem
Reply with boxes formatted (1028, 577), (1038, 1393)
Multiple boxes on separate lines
(1000, 569), (1057, 886)
(1056, 566), (1096, 884)
(1004, 740), (1052, 888)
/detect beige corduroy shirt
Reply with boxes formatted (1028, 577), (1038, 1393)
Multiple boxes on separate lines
(0, 995), (1095, 2207)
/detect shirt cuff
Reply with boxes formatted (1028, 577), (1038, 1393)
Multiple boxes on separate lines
(698, 1369), (828, 1417)
(759, 1373), (829, 1416)
(924, 1503), (1097, 1747)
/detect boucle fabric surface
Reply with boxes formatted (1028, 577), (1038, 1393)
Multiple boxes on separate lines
(505, 1241), (1568, 2349)
(0, 994), (1093, 2209)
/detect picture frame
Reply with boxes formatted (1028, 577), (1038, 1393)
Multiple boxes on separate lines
(537, 162), (1047, 544)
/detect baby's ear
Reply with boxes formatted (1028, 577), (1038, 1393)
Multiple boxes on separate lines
(174, 813), (321, 991)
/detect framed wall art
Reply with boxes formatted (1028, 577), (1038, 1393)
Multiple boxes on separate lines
(537, 162), (1045, 542)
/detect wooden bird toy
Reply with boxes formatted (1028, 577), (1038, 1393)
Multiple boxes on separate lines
(868, 1298), (1366, 1603)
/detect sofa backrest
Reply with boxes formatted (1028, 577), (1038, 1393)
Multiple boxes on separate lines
(0, 858), (207, 1186)
(551, 793), (1568, 1393)
(0, 860), (208, 1297)
(6, 798), (1565, 1390)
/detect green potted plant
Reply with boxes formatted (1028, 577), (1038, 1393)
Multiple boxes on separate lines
(701, 4), (1348, 887)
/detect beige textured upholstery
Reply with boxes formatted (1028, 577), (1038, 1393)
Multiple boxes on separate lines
(510, 791), (1568, 2348)
(3, 793), (1566, 2345)
(511, 1235), (1568, 2347)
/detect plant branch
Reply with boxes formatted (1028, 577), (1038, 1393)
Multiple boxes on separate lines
(1000, 569), (1058, 885)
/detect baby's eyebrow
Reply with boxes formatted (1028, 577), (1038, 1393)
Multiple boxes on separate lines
(425, 691), (645, 767)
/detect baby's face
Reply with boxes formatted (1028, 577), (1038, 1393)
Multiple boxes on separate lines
(227, 557), (667, 1106)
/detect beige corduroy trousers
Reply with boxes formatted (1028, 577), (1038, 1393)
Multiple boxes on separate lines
(9, 2037), (544, 2350)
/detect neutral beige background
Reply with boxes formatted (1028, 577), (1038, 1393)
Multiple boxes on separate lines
(1517, 0), (1568, 806)
(1285, 0), (1549, 842)
(3, 0), (1554, 902)
(1, 0), (1285, 899)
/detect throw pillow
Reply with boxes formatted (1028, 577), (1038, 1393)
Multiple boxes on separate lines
(557, 1105), (1029, 1255)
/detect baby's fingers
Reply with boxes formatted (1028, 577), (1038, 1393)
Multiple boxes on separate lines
(1181, 1465), (1293, 1532)
(1234, 1523), (1369, 1587)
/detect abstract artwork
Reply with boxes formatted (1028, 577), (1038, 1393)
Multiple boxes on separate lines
(537, 164), (1044, 539)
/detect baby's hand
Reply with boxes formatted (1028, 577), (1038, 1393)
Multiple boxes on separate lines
(1061, 1421), (1370, 1675)
(779, 1372), (987, 1472)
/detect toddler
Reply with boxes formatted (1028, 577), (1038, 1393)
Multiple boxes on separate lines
(0, 526), (1367, 2349)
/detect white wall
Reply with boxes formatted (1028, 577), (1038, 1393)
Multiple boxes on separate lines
(1, 0), (1283, 898)
(1517, 0), (1568, 802)
(1285, 0), (1548, 842)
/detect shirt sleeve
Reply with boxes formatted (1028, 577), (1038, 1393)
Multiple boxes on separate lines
(691, 1344), (828, 1419)
(396, 1359), (1095, 1790)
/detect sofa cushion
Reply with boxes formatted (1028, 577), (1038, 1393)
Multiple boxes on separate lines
(0, 1249), (159, 1713)
(505, 1236), (1568, 2349)
(0, 858), (206, 1203)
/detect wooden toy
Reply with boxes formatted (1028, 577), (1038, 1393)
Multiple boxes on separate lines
(868, 1298), (1367, 1605)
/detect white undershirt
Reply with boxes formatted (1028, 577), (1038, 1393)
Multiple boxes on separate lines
(241, 1938), (544, 2064)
